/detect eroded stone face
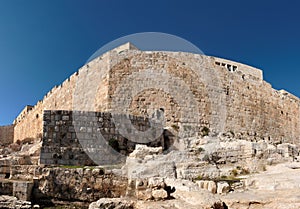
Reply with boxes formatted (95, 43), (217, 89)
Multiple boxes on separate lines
(0, 125), (14, 146)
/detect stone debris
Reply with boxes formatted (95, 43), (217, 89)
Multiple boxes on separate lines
(151, 189), (168, 200)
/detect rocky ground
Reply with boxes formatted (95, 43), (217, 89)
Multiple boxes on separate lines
(0, 136), (300, 208)
(88, 161), (300, 209)
(223, 162), (300, 209)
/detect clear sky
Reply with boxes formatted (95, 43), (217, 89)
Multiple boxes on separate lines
(0, 0), (299, 125)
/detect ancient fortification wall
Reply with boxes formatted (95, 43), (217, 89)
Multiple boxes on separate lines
(12, 43), (300, 146)
(13, 51), (111, 142)
(0, 125), (14, 145)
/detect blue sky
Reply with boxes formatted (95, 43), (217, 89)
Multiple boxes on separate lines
(0, 0), (299, 125)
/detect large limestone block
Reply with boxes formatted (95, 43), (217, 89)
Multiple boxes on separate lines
(152, 189), (168, 200)
(89, 198), (134, 209)
(217, 181), (230, 194)
(129, 144), (163, 159)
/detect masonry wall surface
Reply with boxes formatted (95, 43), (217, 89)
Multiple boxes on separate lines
(13, 44), (300, 146)
(105, 49), (300, 144)
(0, 125), (14, 145)
(34, 167), (128, 202)
(40, 110), (164, 166)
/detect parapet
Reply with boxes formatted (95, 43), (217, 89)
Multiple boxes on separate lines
(213, 57), (263, 81)
(13, 105), (34, 124)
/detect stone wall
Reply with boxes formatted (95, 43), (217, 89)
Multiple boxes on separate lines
(40, 110), (164, 166)
(12, 43), (300, 146)
(33, 167), (128, 202)
(0, 125), (14, 145)
(105, 48), (300, 144)
(13, 48), (111, 142)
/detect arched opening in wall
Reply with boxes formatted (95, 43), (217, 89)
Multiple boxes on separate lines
(36, 114), (39, 119)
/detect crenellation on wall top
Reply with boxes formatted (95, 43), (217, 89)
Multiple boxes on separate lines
(278, 89), (300, 103)
(13, 105), (34, 124)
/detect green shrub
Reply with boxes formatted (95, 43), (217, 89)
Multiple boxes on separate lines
(231, 169), (238, 176)
(241, 168), (250, 175)
(195, 175), (203, 180)
(198, 147), (205, 153)
(201, 126), (210, 137)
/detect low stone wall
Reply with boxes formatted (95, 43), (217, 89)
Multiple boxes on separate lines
(0, 125), (14, 146)
(33, 167), (128, 202)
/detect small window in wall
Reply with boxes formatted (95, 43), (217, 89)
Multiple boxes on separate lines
(227, 64), (232, 71)
(36, 114), (39, 119)
(216, 61), (238, 72)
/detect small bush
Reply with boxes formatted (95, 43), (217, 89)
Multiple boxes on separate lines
(198, 147), (205, 153)
(231, 169), (238, 176)
(195, 175), (203, 180)
(241, 168), (250, 175)
(201, 126), (210, 137)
